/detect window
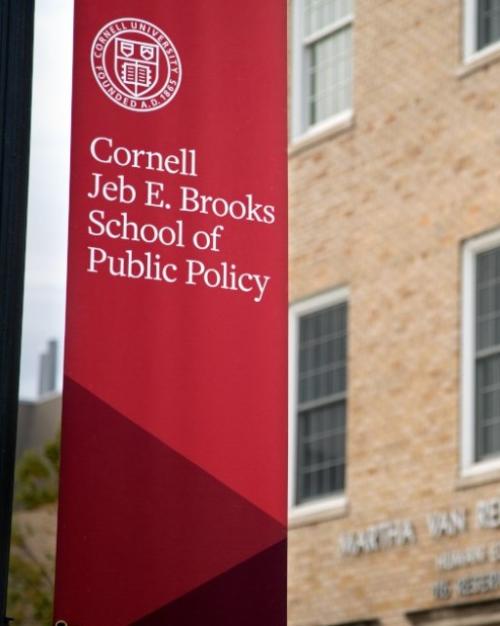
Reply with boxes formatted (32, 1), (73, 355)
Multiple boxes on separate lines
(292, 0), (354, 139)
(464, 0), (500, 60)
(289, 288), (348, 514)
(477, 0), (500, 49)
(462, 231), (500, 475)
(475, 246), (500, 459)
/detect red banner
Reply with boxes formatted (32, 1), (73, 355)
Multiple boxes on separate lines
(54, 2), (287, 624)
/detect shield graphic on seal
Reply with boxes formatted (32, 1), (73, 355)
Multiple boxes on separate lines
(114, 37), (160, 97)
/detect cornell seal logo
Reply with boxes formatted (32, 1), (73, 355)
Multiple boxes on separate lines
(91, 18), (182, 112)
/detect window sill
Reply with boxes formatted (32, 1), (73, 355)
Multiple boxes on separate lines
(456, 458), (500, 490)
(456, 41), (500, 79)
(288, 110), (354, 158)
(288, 495), (348, 529)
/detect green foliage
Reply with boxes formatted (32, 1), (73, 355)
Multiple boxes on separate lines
(15, 435), (60, 510)
(7, 525), (54, 624)
(43, 438), (60, 475)
(7, 434), (60, 625)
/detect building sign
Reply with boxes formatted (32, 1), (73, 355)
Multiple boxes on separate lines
(339, 499), (500, 603)
(339, 502), (500, 558)
(53, 2), (287, 625)
(339, 519), (416, 556)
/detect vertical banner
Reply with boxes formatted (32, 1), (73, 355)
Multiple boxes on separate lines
(54, 2), (287, 625)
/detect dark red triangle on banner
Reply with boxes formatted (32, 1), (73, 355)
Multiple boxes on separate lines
(53, 377), (286, 626)
(132, 539), (287, 625)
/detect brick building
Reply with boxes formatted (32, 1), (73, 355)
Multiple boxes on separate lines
(287, 2), (500, 626)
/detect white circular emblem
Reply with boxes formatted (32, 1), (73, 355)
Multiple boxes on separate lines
(91, 18), (182, 112)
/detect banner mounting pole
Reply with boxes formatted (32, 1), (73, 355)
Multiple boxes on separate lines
(0, 0), (35, 621)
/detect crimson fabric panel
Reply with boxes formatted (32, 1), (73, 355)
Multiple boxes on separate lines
(53, 2), (287, 624)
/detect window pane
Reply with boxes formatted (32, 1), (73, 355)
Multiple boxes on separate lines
(476, 353), (500, 459)
(298, 301), (347, 404)
(296, 401), (346, 503)
(307, 28), (352, 126)
(477, 0), (500, 51)
(296, 300), (348, 505)
(476, 246), (500, 351)
(304, 0), (353, 37)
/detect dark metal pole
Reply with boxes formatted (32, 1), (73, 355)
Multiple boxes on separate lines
(0, 0), (35, 621)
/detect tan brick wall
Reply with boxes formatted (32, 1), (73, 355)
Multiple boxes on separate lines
(288, 1), (500, 625)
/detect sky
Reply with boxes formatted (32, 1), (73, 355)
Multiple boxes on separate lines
(19, 0), (73, 399)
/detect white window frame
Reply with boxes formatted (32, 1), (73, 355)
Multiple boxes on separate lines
(289, 287), (349, 521)
(464, 0), (500, 63)
(461, 229), (500, 477)
(291, 0), (354, 141)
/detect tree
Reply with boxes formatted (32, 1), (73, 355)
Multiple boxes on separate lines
(7, 435), (60, 625)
